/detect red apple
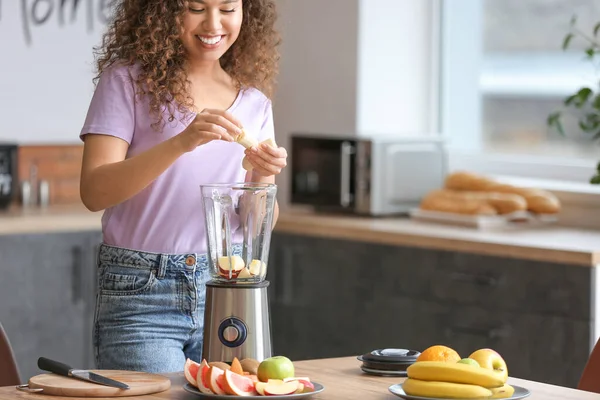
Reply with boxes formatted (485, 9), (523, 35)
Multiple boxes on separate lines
(469, 348), (508, 382)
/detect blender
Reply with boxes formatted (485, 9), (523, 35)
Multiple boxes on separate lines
(200, 182), (277, 363)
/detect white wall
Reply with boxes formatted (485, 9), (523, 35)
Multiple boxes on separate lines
(273, 0), (439, 207)
(357, 0), (439, 136)
(0, 0), (108, 144)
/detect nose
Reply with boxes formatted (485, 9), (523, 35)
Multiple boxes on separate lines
(202, 9), (222, 32)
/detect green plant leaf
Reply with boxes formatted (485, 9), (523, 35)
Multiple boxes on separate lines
(547, 112), (565, 136)
(590, 174), (600, 185)
(565, 94), (578, 106)
(586, 47), (596, 58)
(594, 22), (600, 37)
(562, 33), (574, 50)
(594, 94), (600, 110)
(580, 113), (600, 132)
(575, 87), (593, 107)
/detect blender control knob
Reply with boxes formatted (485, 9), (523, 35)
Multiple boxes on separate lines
(223, 326), (239, 342)
(218, 317), (248, 348)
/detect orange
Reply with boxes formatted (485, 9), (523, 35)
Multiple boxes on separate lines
(417, 345), (461, 363)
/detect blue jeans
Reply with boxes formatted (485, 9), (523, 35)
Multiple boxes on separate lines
(93, 243), (235, 373)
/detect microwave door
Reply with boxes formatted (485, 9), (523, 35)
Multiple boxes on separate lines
(291, 138), (356, 209)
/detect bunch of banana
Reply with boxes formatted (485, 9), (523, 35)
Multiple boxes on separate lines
(403, 361), (514, 399)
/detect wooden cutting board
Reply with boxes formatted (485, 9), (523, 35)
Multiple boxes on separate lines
(24, 370), (171, 397)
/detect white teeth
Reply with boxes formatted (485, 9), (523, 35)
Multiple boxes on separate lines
(197, 35), (222, 45)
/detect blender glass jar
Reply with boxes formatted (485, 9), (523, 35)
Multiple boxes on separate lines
(201, 182), (277, 283)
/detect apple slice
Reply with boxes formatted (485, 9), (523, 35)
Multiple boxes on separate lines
(248, 259), (266, 276)
(196, 359), (213, 394)
(255, 381), (268, 396)
(237, 268), (252, 279)
(283, 377), (311, 383)
(264, 381), (299, 395)
(284, 377), (315, 392)
(218, 255), (245, 278)
(207, 366), (227, 395)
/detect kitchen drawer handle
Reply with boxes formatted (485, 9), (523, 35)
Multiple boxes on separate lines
(450, 271), (500, 287)
(445, 324), (510, 340)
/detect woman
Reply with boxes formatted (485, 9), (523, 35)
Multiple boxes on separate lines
(79, 0), (285, 373)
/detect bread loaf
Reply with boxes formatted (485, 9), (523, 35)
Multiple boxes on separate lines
(444, 172), (561, 214)
(420, 190), (496, 215)
(419, 189), (526, 215)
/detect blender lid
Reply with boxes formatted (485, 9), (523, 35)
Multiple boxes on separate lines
(359, 348), (420, 364)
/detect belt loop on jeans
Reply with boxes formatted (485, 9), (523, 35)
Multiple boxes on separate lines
(157, 255), (168, 279)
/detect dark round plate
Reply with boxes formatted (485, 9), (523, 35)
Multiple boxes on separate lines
(183, 382), (325, 399)
(360, 366), (408, 377)
(389, 383), (531, 400)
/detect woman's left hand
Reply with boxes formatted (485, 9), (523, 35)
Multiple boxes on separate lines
(244, 142), (288, 176)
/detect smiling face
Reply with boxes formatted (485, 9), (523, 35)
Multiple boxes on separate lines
(181, 0), (243, 64)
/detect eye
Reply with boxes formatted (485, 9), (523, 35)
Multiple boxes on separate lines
(221, 8), (237, 13)
(188, 7), (205, 13)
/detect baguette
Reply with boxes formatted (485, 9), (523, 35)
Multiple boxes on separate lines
(419, 189), (526, 215)
(444, 172), (561, 214)
(420, 190), (497, 215)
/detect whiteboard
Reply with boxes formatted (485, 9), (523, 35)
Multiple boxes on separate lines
(0, 0), (111, 144)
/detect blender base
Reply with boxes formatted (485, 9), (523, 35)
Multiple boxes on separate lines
(202, 280), (273, 363)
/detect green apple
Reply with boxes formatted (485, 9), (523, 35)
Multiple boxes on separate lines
(457, 358), (480, 367)
(257, 356), (295, 382)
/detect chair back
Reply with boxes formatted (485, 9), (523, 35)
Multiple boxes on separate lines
(0, 322), (21, 386)
(579, 339), (600, 393)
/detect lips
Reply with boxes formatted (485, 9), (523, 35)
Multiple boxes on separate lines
(196, 35), (224, 45)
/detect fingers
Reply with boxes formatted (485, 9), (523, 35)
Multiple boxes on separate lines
(244, 145), (287, 176)
(256, 142), (287, 159)
(200, 109), (244, 136)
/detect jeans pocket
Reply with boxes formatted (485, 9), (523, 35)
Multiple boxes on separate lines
(100, 264), (156, 296)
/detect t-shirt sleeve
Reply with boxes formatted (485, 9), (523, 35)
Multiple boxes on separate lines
(79, 66), (136, 144)
(258, 98), (276, 144)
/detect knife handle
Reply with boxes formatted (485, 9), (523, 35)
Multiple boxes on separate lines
(38, 357), (73, 377)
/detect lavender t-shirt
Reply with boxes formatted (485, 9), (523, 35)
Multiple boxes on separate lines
(80, 64), (275, 254)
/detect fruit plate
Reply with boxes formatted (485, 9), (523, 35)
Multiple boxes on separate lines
(388, 383), (531, 400)
(183, 382), (325, 399)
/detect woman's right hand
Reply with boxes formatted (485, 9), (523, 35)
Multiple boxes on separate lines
(175, 108), (243, 153)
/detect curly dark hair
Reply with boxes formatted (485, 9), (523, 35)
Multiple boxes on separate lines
(94, 0), (281, 130)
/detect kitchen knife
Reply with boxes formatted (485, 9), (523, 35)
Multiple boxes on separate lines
(37, 357), (130, 390)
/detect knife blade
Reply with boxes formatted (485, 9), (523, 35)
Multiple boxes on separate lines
(38, 357), (130, 390)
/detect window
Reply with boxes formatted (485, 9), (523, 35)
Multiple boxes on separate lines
(441, 0), (600, 183)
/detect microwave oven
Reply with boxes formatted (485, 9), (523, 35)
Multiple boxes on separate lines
(290, 134), (447, 216)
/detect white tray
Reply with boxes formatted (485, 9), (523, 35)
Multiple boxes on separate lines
(409, 208), (558, 229)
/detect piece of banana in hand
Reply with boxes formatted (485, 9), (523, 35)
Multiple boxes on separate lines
(235, 129), (258, 149)
(242, 137), (278, 171)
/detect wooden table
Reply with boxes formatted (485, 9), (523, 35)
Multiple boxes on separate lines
(1, 357), (599, 399)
